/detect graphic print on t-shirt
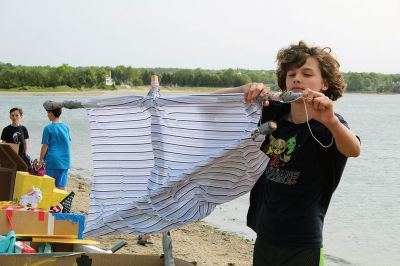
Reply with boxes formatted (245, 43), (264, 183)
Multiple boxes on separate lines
(263, 135), (300, 185)
(12, 131), (22, 144)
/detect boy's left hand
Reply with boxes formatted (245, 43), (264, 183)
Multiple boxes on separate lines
(302, 89), (338, 127)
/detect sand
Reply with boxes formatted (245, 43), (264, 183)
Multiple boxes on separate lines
(69, 175), (254, 266)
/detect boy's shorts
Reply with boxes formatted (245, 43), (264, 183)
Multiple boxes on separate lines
(253, 238), (324, 266)
(46, 169), (69, 188)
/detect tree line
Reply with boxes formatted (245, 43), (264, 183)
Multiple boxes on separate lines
(0, 63), (399, 93)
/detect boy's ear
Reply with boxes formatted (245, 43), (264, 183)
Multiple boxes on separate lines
(322, 80), (328, 91)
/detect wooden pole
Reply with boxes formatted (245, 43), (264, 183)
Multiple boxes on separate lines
(151, 74), (175, 266)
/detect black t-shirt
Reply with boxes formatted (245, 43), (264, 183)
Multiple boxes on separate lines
(247, 102), (349, 248)
(1, 125), (29, 155)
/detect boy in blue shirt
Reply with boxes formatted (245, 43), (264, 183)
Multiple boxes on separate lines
(40, 107), (71, 190)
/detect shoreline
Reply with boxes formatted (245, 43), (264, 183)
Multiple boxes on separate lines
(69, 175), (254, 266)
(0, 89), (144, 97)
(0, 89), (392, 98)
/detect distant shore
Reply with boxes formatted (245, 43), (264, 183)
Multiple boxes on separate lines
(0, 86), (216, 96)
(0, 87), (391, 97)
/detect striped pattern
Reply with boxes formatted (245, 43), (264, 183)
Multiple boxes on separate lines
(83, 93), (269, 237)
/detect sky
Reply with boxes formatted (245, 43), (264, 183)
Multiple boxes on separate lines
(0, 0), (399, 74)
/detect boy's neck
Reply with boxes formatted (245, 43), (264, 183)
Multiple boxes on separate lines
(287, 102), (309, 124)
(11, 122), (20, 127)
(51, 118), (61, 123)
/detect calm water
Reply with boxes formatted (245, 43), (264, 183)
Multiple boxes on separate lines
(1, 93), (399, 265)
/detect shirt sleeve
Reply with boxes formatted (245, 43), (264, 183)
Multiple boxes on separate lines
(23, 126), (29, 139)
(41, 127), (50, 145)
(1, 128), (5, 141)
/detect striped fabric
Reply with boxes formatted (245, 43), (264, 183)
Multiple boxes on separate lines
(82, 93), (269, 237)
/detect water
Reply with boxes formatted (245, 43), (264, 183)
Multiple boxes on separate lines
(1, 93), (399, 265)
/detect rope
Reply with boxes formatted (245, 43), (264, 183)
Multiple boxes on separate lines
(302, 99), (333, 148)
(259, 94), (333, 148)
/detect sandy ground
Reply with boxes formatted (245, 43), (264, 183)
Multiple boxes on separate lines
(69, 175), (254, 266)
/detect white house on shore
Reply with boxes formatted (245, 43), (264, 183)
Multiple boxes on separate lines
(105, 71), (115, 86)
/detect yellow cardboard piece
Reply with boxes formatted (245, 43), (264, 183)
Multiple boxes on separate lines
(32, 237), (99, 245)
(13, 171), (69, 210)
(16, 234), (77, 239)
(51, 188), (70, 208)
(0, 201), (12, 208)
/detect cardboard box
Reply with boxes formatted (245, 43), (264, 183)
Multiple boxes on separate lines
(29, 240), (99, 253)
(0, 144), (27, 201)
(13, 171), (69, 210)
(0, 209), (85, 239)
(3, 143), (19, 155)
(0, 253), (195, 266)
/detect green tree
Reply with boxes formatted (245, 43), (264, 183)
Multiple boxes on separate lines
(174, 69), (194, 86)
(0, 65), (17, 88)
(345, 73), (363, 92)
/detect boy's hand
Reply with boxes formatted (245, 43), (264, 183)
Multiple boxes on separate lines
(302, 88), (338, 127)
(240, 83), (270, 106)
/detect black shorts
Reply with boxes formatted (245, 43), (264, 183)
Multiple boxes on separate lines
(253, 238), (324, 266)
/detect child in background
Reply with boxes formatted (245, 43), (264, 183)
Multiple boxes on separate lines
(40, 107), (71, 190)
(1, 107), (30, 164)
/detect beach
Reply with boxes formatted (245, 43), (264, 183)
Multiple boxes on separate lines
(69, 174), (254, 266)
(2, 92), (398, 265)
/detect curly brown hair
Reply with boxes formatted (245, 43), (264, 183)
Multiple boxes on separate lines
(275, 41), (345, 101)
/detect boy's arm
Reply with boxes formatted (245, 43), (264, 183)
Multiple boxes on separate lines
(211, 87), (243, 94)
(40, 144), (48, 161)
(303, 89), (360, 158)
(212, 83), (270, 105)
(24, 139), (29, 154)
(326, 118), (360, 158)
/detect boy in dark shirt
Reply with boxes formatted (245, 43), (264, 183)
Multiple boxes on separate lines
(1, 107), (30, 161)
(213, 41), (360, 265)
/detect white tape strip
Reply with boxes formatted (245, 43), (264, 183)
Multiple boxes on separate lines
(47, 214), (54, 235)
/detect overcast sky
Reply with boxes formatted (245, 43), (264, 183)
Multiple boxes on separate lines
(0, 0), (399, 73)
